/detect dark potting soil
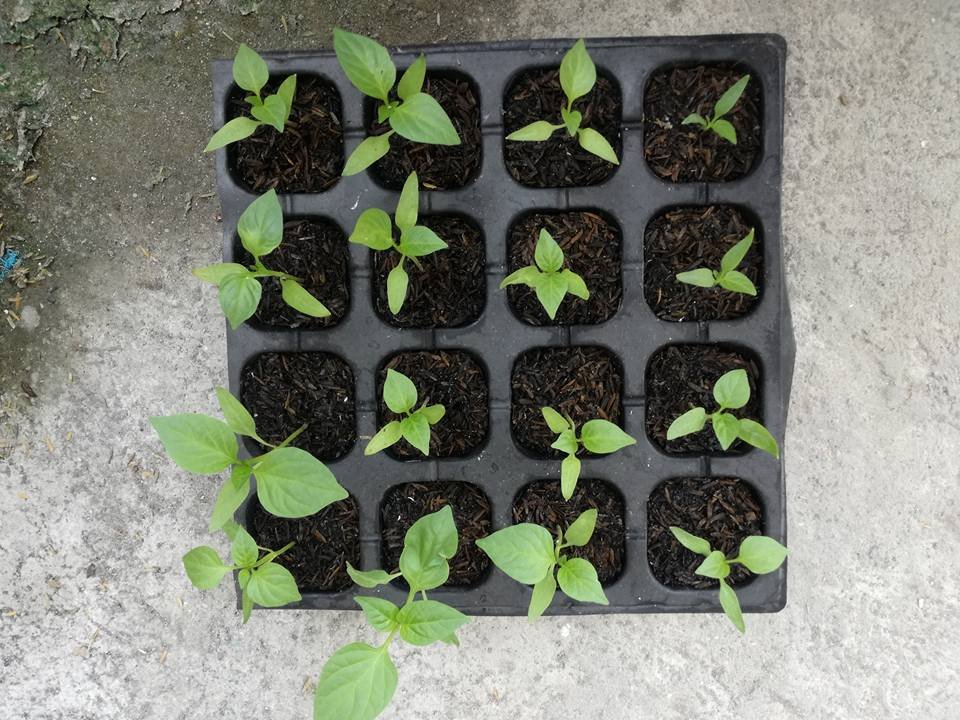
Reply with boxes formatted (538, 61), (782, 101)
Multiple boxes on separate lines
(238, 218), (350, 329)
(643, 65), (761, 183)
(507, 211), (622, 325)
(503, 68), (622, 188)
(227, 75), (343, 193)
(380, 481), (492, 587)
(511, 346), (624, 458)
(248, 494), (360, 593)
(644, 205), (762, 322)
(646, 476), (763, 589)
(240, 352), (356, 461)
(372, 215), (485, 328)
(368, 72), (482, 190)
(645, 344), (762, 455)
(378, 350), (488, 459)
(513, 479), (625, 585)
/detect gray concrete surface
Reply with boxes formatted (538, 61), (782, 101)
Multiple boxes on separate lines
(2, 1), (959, 718)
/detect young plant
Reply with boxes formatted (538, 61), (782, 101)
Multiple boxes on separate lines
(349, 171), (447, 314)
(314, 506), (469, 720)
(669, 526), (787, 633)
(666, 368), (779, 457)
(681, 74), (750, 145)
(476, 508), (608, 620)
(150, 387), (348, 532)
(365, 369), (445, 456)
(505, 39), (619, 165)
(193, 189), (331, 329)
(500, 228), (589, 320)
(182, 520), (301, 623)
(204, 44), (296, 152)
(333, 28), (461, 175)
(541, 407), (636, 500)
(676, 228), (757, 296)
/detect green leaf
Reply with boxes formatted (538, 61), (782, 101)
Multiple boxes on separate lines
(275, 74), (297, 117)
(394, 171), (419, 231)
(400, 413), (431, 455)
(713, 369), (751, 410)
(347, 563), (401, 589)
(669, 526), (712, 557)
(397, 54), (426, 100)
(398, 225), (448, 257)
(666, 407), (707, 440)
(556, 557), (608, 605)
(204, 116), (261, 152)
(419, 404), (445, 425)
(695, 550), (731, 579)
(528, 570), (556, 621)
(209, 464), (251, 532)
(349, 208), (394, 250)
(400, 505), (458, 592)
(718, 578), (746, 633)
(720, 229), (754, 274)
(738, 419), (780, 458)
(681, 112), (707, 126)
(580, 419), (635, 454)
(560, 107), (582, 136)
(560, 453), (581, 500)
(734, 536), (788, 575)
(150, 414), (238, 474)
(541, 406), (571, 434)
(355, 596), (400, 632)
(577, 127), (619, 164)
(254, 446), (348, 518)
(713, 74), (750, 117)
(506, 120), (560, 142)
(710, 118), (738, 144)
(233, 43), (269, 95)
(562, 269), (589, 300)
(559, 39), (596, 104)
(713, 412), (741, 451)
(182, 546), (229, 590)
(390, 92), (460, 145)
(535, 272), (569, 320)
(563, 508), (597, 547)
(676, 268), (717, 288)
(386, 263), (409, 314)
(250, 94), (288, 132)
(343, 132), (393, 176)
(717, 271), (757, 296)
(241, 585), (253, 624)
(476, 524), (555, 585)
(215, 387), (258, 439)
(397, 600), (469, 646)
(314, 642), (398, 720)
(499, 265), (542, 289)
(550, 429), (578, 455)
(534, 228), (564, 273)
(230, 525), (259, 568)
(364, 420), (403, 456)
(222, 519), (243, 542)
(383, 368), (418, 414)
(247, 562), (302, 607)
(219, 273), (262, 329)
(332, 28), (396, 102)
(281, 278), (331, 317)
(237, 189), (283, 258)
(192, 262), (249, 285)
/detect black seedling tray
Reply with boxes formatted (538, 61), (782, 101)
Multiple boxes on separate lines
(210, 34), (793, 616)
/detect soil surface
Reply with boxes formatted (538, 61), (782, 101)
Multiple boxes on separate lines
(227, 74), (343, 193)
(240, 352), (356, 461)
(503, 68), (621, 187)
(511, 346), (624, 457)
(643, 64), (761, 183)
(378, 350), (488, 459)
(373, 215), (485, 328)
(645, 344), (762, 455)
(368, 72), (482, 190)
(644, 205), (762, 321)
(247, 494), (360, 593)
(513, 479), (625, 585)
(646, 476), (763, 588)
(238, 218), (350, 328)
(380, 481), (492, 587)
(507, 211), (622, 325)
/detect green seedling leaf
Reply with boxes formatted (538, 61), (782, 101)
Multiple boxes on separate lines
(534, 229), (564, 273)
(397, 55), (426, 100)
(713, 411), (741, 451)
(551, 429), (578, 455)
(204, 116), (261, 152)
(718, 578), (745, 633)
(560, 107), (582, 136)
(682, 112), (707, 127)
(556, 557), (608, 605)
(720, 229), (754, 274)
(506, 120), (560, 141)
(389, 92), (460, 145)
(347, 563), (401, 588)
(500, 265), (543, 288)
(387, 263), (409, 314)
(192, 262), (249, 284)
(398, 225), (448, 257)
(718, 271), (757, 296)
(560, 454), (581, 501)
(247, 562), (301, 607)
(580, 419), (635, 454)
(562, 269), (589, 300)
(231, 525), (259, 567)
(182, 546), (230, 589)
(476, 523), (555, 585)
(666, 407), (707, 440)
(333, 28), (396, 102)
(734, 536), (788, 574)
(710, 118), (737, 144)
(215, 387), (259, 440)
(400, 506), (458, 592)
(420, 404), (445, 425)
(714, 75), (750, 118)
(250, 94), (288, 132)
(219, 273), (262, 329)
(669, 526), (712, 557)
(577, 127), (619, 164)
(714, 369), (750, 410)
(209, 464), (251, 532)
(535, 272), (569, 320)
(150, 414), (237, 474)
(695, 550), (731, 580)
(541, 407), (571, 434)
(343, 132), (393, 176)
(528, 571), (556, 620)
(397, 600), (469, 646)
(281, 278), (331, 317)
(237, 189), (283, 257)
(383, 368), (418, 414)
(559, 39), (596, 104)
(314, 642), (398, 720)
(400, 413), (431, 455)
(355, 596), (401, 632)
(276, 74), (297, 116)
(737, 418), (780, 458)
(676, 268), (717, 288)
(395, 172), (419, 231)
(563, 508), (597, 547)
(254, 446), (348, 518)
(364, 420), (403, 456)
(233, 43), (269, 95)
(350, 207), (394, 250)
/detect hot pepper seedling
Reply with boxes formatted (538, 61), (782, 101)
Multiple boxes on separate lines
(314, 506), (469, 720)
(365, 368), (445, 456)
(477, 508), (608, 620)
(676, 228), (757, 296)
(193, 189), (331, 329)
(500, 228), (589, 320)
(669, 526), (787, 633)
(505, 39), (619, 165)
(333, 28), (461, 175)
(681, 74), (750, 145)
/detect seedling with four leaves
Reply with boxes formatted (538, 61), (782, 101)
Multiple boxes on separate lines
(500, 228), (590, 320)
(365, 369), (445, 456)
(676, 228), (757, 296)
(681, 74), (750, 144)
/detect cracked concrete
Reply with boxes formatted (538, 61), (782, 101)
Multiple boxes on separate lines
(1, 1), (959, 718)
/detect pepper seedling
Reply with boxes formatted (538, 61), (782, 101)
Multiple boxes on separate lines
(681, 74), (750, 145)
(476, 508), (608, 620)
(314, 506), (469, 720)
(669, 526), (787, 633)
(333, 28), (461, 175)
(365, 368), (445, 456)
(666, 368), (779, 457)
(182, 520), (301, 623)
(150, 387), (348, 531)
(500, 228), (589, 320)
(541, 407), (636, 499)
(505, 39), (619, 165)
(204, 44), (296, 152)
(676, 228), (757, 296)
(193, 189), (331, 329)
(349, 171), (448, 314)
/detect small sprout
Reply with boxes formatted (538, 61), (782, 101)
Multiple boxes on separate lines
(665, 368), (779, 458)
(681, 74), (750, 145)
(541, 407), (636, 499)
(205, 44), (297, 152)
(669, 527), (787, 633)
(366, 368), (445, 456)
(500, 228), (589, 320)
(333, 28), (461, 175)
(676, 228), (757, 296)
(182, 521), (301, 624)
(506, 39), (619, 165)
(476, 508), (608, 620)
(314, 507), (469, 720)
(349, 171), (448, 314)
(192, 190), (331, 329)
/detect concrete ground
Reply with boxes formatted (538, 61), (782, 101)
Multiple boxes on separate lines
(1, 1), (958, 718)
